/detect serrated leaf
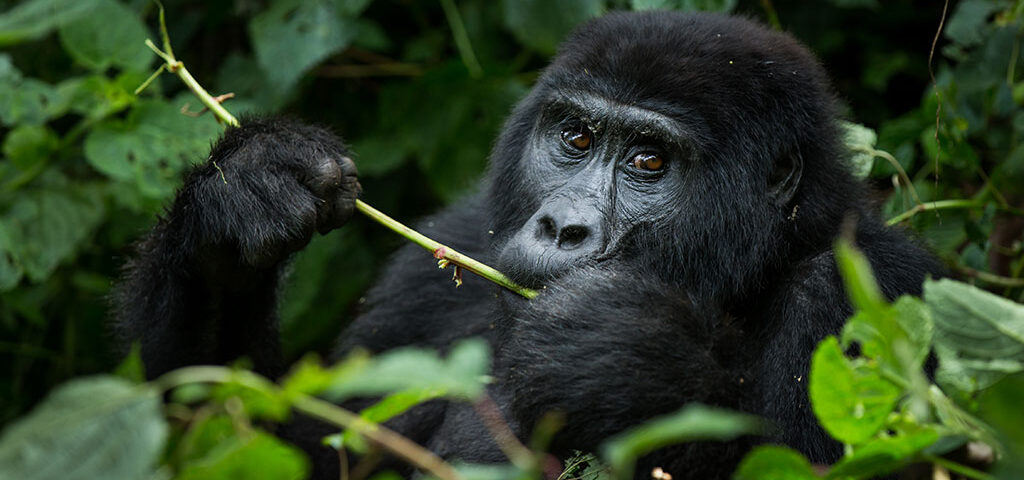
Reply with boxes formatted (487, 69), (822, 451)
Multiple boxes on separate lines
(323, 339), (490, 401)
(502, 0), (603, 55)
(601, 404), (763, 477)
(0, 376), (167, 480)
(174, 430), (309, 480)
(732, 445), (818, 480)
(84, 100), (222, 200)
(57, 0), (150, 72)
(926, 278), (1024, 394)
(248, 0), (365, 93)
(1, 184), (105, 284)
(0, 77), (62, 126)
(809, 337), (901, 445)
(0, 0), (101, 46)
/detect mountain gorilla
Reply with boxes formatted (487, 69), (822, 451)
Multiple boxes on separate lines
(114, 11), (942, 479)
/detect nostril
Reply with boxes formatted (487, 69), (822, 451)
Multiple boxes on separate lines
(557, 225), (590, 249)
(536, 216), (558, 242)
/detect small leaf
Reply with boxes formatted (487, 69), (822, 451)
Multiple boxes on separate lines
(113, 343), (146, 384)
(732, 445), (819, 480)
(841, 121), (879, 179)
(0, 376), (167, 480)
(2, 124), (58, 171)
(927, 278), (1024, 395)
(834, 239), (887, 315)
(809, 337), (901, 445)
(824, 428), (939, 479)
(602, 404), (763, 478)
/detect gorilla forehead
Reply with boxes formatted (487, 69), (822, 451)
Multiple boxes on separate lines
(535, 11), (834, 147)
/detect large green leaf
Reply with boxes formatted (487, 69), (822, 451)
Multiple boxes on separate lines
(602, 404), (763, 478)
(248, 0), (370, 93)
(824, 428), (939, 479)
(502, 0), (603, 55)
(0, 376), (167, 480)
(57, 0), (151, 72)
(809, 337), (901, 445)
(926, 278), (1024, 395)
(174, 430), (309, 480)
(0, 0), (100, 46)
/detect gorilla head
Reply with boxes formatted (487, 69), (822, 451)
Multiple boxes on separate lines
(491, 12), (859, 303)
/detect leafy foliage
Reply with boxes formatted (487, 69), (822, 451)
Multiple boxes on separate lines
(2, 0), (1024, 479)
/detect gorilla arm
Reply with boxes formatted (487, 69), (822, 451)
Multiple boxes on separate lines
(112, 117), (360, 378)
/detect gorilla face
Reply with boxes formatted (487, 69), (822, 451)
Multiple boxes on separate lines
(497, 90), (697, 287)
(490, 12), (840, 300)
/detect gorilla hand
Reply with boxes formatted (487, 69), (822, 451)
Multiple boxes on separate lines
(183, 116), (360, 267)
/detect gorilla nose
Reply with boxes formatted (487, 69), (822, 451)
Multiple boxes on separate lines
(536, 216), (593, 250)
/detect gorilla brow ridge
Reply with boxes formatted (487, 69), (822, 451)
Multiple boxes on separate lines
(544, 90), (698, 150)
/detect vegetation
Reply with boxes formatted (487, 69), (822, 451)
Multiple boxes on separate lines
(1, 0), (1024, 478)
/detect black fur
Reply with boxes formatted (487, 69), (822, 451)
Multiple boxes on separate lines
(113, 11), (943, 479)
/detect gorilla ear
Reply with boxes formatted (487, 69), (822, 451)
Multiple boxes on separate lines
(768, 149), (803, 207)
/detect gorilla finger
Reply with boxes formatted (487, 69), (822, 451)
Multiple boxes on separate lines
(304, 157), (344, 199)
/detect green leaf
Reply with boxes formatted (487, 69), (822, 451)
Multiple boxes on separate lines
(732, 445), (819, 480)
(809, 337), (901, 445)
(0, 376), (167, 480)
(211, 373), (290, 422)
(502, 0), (604, 55)
(1, 182), (105, 287)
(174, 430), (309, 480)
(602, 404), (763, 478)
(336, 387), (448, 452)
(57, 0), (151, 72)
(2, 124), (58, 171)
(323, 339), (490, 401)
(841, 121), (879, 179)
(248, 0), (368, 93)
(944, 0), (1000, 48)
(0, 0), (100, 46)
(0, 77), (62, 126)
(631, 0), (738, 12)
(824, 429), (939, 479)
(834, 238), (887, 315)
(83, 100), (222, 200)
(113, 343), (146, 384)
(926, 278), (1024, 395)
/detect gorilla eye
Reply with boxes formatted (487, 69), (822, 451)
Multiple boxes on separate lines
(631, 152), (665, 172)
(560, 124), (593, 151)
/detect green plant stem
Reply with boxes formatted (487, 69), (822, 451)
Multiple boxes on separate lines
(884, 199), (1024, 226)
(356, 201), (538, 299)
(139, 9), (537, 299)
(923, 455), (994, 480)
(439, 0), (483, 79)
(153, 367), (462, 480)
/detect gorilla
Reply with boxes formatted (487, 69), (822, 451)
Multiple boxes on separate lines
(113, 11), (943, 479)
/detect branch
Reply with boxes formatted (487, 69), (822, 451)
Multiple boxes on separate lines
(137, 5), (537, 300)
(153, 367), (462, 480)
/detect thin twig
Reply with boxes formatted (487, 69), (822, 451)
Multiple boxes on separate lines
(439, 0), (483, 79)
(928, 0), (950, 184)
(137, 5), (537, 299)
(154, 367), (462, 480)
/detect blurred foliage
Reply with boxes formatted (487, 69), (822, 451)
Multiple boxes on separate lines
(2, 0), (1024, 478)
